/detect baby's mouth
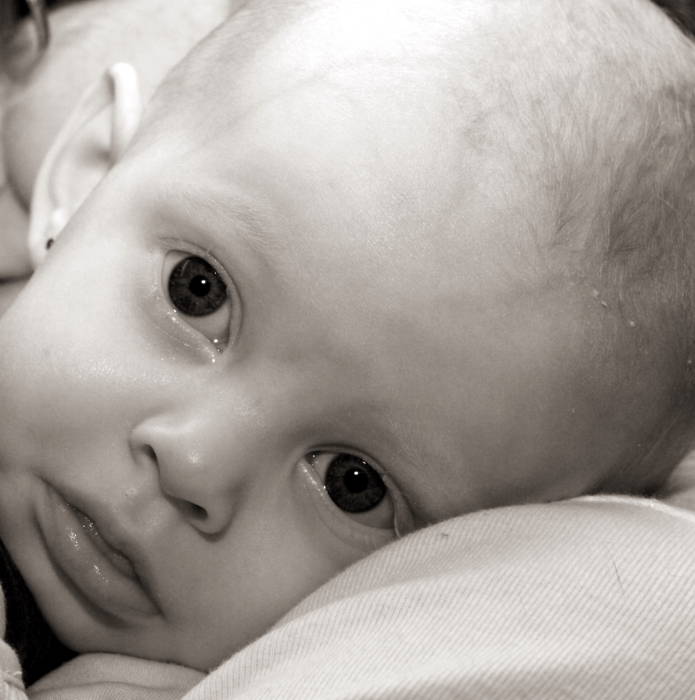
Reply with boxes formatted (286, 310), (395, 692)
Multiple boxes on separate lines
(67, 503), (138, 580)
(40, 484), (158, 619)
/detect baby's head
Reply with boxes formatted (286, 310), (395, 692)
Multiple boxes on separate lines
(2, 0), (695, 671)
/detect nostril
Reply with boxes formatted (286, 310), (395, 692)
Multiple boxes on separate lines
(142, 442), (207, 521)
(143, 444), (157, 464)
(188, 503), (207, 520)
(166, 495), (209, 525)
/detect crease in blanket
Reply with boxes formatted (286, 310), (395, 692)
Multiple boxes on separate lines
(0, 539), (75, 686)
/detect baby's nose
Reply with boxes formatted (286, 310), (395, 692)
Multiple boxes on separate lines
(129, 406), (269, 535)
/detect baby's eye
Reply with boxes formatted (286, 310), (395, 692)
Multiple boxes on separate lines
(168, 256), (227, 316)
(323, 453), (386, 513)
(306, 451), (394, 530)
(164, 253), (233, 348)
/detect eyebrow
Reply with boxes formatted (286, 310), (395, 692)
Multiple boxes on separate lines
(160, 180), (292, 281)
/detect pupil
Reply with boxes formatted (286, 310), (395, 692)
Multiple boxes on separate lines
(189, 275), (210, 297)
(322, 453), (387, 513)
(344, 468), (369, 493)
(168, 256), (227, 317)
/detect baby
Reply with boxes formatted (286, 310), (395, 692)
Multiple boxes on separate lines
(3, 0), (695, 687)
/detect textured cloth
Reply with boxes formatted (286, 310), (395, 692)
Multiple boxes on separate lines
(184, 495), (695, 700)
(2, 494), (695, 699)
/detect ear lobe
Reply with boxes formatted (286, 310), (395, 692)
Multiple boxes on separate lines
(28, 62), (142, 267)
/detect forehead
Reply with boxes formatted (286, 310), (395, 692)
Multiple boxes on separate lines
(140, 0), (660, 269)
(138, 1), (560, 280)
(130, 1), (561, 366)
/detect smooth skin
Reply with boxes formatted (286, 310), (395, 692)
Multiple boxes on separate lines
(0, 0), (692, 670)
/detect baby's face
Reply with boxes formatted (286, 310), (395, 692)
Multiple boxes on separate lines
(0, 0), (683, 670)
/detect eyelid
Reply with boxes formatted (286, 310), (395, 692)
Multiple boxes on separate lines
(299, 452), (416, 548)
(312, 450), (416, 538)
(298, 461), (396, 552)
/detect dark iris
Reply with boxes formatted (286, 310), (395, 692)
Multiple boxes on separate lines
(168, 256), (227, 317)
(325, 454), (387, 513)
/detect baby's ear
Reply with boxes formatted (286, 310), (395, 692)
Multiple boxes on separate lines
(28, 63), (141, 267)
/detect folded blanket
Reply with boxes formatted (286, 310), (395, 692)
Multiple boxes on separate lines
(19, 494), (695, 700)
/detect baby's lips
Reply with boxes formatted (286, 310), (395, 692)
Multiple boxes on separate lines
(68, 502), (138, 580)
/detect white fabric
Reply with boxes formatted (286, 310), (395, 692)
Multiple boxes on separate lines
(5, 495), (694, 699)
(182, 495), (695, 700)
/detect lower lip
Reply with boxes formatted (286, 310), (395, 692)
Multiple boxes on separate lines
(39, 485), (158, 619)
